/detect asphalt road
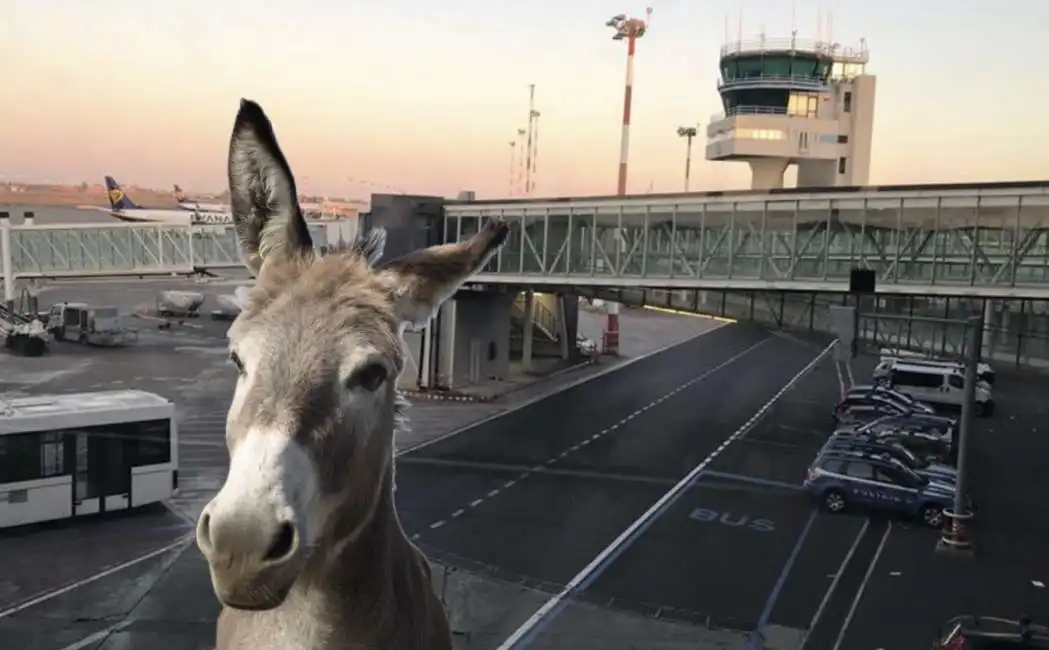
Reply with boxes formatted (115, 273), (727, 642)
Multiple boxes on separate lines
(397, 325), (837, 633)
(11, 324), (1045, 650)
(4, 323), (844, 650)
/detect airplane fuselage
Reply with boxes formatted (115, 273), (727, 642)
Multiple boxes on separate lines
(177, 201), (229, 213)
(83, 205), (233, 226)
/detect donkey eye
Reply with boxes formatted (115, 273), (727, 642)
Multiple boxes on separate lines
(228, 351), (245, 374)
(347, 363), (387, 392)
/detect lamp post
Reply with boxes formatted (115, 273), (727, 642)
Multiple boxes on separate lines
(677, 125), (698, 191)
(603, 8), (651, 356)
(606, 8), (652, 196)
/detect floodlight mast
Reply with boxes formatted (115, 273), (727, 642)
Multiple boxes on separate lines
(607, 7), (652, 196)
(677, 125), (698, 191)
(603, 7), (651, 356)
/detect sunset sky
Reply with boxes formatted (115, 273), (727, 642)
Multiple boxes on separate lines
(1, 0), (1046, 200)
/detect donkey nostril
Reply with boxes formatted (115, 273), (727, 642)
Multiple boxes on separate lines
(263, 522), (297, 562)
(196, 512), (213, 551)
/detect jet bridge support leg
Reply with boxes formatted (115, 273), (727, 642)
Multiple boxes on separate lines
(521, 290), (535, 369)
(604, 300), (620, 355)
(1, 213), (14, 310)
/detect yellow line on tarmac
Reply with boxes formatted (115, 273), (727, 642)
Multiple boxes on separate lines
(641, 305), (738, 324)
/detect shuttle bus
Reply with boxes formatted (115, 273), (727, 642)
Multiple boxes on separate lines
(0, 390), (178, 528)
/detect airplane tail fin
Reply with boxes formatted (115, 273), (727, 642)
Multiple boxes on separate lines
(105, 176), (142, 211)
(173, 184), (187, 203)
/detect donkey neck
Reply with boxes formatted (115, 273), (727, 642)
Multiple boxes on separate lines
(310, 464), (404, 589)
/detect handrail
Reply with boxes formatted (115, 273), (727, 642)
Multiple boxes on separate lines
(511, 295), (560, 341)
(721, 36), (869, 64)
(709, 105), (792, 123)
(718, 74), (829, 89)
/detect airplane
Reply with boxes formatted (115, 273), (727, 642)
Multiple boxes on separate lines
(79, 176), (234, 226)
(175, 182), (328, 216)
(173, 184), (228, 213)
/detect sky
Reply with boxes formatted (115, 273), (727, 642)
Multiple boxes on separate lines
(1, 0), (1047, 200)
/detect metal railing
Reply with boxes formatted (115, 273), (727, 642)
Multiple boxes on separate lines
(709, 105), (792, 123)
(511, 295), (560, 342)
(720, 36), (869, 64)
(718, 74), (829, 90)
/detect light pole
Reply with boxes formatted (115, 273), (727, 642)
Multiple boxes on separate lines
(606, 8), (652, 197)
(508, 139), (516, 196)
(677, 125), (698, 191)
(601, 8), (651, 356)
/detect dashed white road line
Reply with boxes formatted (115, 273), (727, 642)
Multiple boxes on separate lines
(496, 339), (839, 650)
(416, 337), (770, 535)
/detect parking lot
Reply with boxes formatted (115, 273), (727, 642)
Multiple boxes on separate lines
(529, 350), (1049, 650)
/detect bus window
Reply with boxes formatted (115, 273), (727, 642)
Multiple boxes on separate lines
(127, 419), (172, 466)
(40, 432), (64, 477)
(0, 433), (49, 483)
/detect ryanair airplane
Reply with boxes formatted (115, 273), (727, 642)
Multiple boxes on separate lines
(173, 184), (229, 214)
(84, 176), (234, 226)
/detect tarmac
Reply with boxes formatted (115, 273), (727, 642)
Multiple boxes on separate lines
(2, 277), (1049, 650)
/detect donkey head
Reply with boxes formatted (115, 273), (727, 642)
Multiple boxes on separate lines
(195, 99), (508, 611)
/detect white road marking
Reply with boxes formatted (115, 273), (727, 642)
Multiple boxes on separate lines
(495, 339), (838, 650)
(415, 338), (771, 533)
(830, 522), (893, 650)
(800, 519), (871, 650)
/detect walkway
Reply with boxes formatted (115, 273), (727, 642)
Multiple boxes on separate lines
(0, 220), (353, 279)
(446, 181), (1049, 298)
(4, 182), (1049, 297)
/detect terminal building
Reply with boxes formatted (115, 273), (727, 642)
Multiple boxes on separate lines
(2, 34), (1049, 386)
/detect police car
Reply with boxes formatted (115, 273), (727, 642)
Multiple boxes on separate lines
(803, 449), (958, 527)
(822, 434), (958, 484)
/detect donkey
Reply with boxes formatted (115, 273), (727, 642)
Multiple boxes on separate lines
(195, 99), (509, 650)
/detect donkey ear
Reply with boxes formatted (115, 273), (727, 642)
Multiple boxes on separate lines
(227, 99), (313, 275)
(376, 219), (510, 328)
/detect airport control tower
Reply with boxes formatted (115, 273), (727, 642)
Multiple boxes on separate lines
(705, 34), (876, 190)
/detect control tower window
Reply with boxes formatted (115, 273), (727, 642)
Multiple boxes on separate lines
(788, 93), (819, 118)
(843, 91), (853, 113)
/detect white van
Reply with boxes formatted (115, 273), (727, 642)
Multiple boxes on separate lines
(881, 362), (994, 416)
(875, 351), (995, 386)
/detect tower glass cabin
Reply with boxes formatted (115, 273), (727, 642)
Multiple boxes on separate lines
(706, 35), (876, 190)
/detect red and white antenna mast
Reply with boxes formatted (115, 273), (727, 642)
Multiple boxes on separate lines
(606, 7), (652, 196)
(524, 85), (540, 197)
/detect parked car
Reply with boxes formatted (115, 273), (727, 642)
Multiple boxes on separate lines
(858, 412), (957, 441)
(934, 615), (1049, 650)
(823, 433), (958, 484)
(834, 385), (935, 426)
(803, 449), (958, 527)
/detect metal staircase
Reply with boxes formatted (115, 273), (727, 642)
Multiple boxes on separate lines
(511, 294), (560, 342)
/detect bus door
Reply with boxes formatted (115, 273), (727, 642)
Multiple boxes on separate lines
(72, 427), (132, 515)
